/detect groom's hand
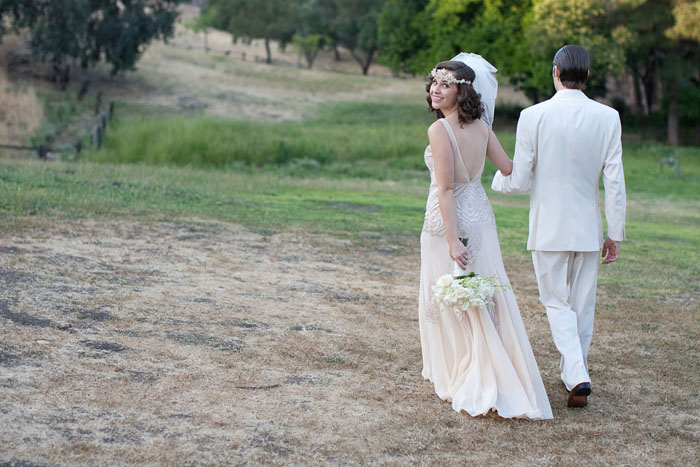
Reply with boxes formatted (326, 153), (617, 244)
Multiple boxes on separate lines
(601, 237), (621, 264)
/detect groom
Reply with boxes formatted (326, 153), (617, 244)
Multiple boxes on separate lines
(491, 45), (626, 408)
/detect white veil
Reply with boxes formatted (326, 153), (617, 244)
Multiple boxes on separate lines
(451, 52), (498, 128)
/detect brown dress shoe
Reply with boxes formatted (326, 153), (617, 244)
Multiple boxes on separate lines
(567, 382), (591, 408)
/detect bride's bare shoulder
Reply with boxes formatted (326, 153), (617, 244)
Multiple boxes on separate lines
(427, 119), (448, 138)
(428, 119), (445, 130)
(478, 118), (490, 134)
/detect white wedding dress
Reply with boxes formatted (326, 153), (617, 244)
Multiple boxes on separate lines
(418, 117), (553, 420)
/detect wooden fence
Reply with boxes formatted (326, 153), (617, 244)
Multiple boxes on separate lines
(0, 95), (114, 160)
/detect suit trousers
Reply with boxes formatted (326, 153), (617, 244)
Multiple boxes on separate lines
(532, 250), (599, 391)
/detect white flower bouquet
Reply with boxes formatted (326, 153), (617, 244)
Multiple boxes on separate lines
(432, 270), (505, 318)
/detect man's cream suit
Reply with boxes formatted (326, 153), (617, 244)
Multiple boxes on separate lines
(492, 89), (626, 391)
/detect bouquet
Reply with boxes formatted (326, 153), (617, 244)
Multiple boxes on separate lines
(432, 238), (506, 318)
(433, 271), (503, 316)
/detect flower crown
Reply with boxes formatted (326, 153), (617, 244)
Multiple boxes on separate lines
(430, 67), (472, 85)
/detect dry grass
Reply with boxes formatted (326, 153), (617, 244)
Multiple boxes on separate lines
(0, 218), (697, 465)
(0, 35), (43, 152)
(2, 3), (528, 128)
(0, 5), (696, 464)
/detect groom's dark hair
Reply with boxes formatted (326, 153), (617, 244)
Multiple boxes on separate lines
(553, 45), (590, 90)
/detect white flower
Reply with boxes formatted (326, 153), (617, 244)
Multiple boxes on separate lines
(437, 275), (453, 288)
(433, 271), (507, 320)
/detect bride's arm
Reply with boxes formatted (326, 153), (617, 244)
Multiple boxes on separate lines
(486, 127), (513, 175)
(491, 113), (536, 193)
(428, 122), (469, 270)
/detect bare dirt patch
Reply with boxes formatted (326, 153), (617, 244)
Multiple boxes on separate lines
(0, 218), (698, 465)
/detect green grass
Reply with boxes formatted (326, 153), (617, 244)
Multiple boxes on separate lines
(85, 101), (439, 178)
(4, 98), (699, 301)
(31, 87), (99, 153)
(1, 147), (698, 300)
(0, 160), (426, 240)
(85, 101), (698, 197)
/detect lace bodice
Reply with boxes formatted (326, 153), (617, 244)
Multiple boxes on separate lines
(422, 119), (496, 262)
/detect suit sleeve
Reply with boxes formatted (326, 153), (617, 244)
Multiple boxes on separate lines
(602, 113), (626, 241)
(491, 110), (536, 193)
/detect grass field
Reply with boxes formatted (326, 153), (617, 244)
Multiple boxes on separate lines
(1, 10), (700, 465)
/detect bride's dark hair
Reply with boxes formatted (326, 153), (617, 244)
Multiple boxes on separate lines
(426, 60), (483, 127)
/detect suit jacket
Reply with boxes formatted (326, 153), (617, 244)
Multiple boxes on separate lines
(491, 89), (626, 252)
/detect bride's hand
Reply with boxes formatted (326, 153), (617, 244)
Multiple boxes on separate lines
(448, 239), (469, 270)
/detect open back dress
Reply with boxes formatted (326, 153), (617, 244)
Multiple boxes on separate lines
(418, 117), (553, 420)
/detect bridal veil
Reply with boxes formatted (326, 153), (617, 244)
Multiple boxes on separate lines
(451, 52), (499, 128)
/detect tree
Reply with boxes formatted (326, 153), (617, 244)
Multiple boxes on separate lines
(377, 0), (429, 75)
(462, 0), (539, 101)
(292, 0), (332, 69)
(668, 0), (700, 42)
(334, 0), (386, 75)
(410, 0), (487, 74)
(609, 0), (699, 144)
(378, 0), (538, 96)
(525, 0), (631, 101)
(292, 34), (328, 68)
(527, 0), (699, 143)
(667, 1), (700, 142)
(0, 0), (181, 76)
(202, 0), (295, 64)
(663, 0), (700, 144)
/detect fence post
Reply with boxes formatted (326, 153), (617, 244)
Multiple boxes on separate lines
(78, 79), (91, 100)
(37, 145), (47, 159)
(75, 139), (83, 154)
(108, 101), (115, 120)
(59, 64), (70, 90)
(92, 125), (103, 148)
(95, 91), (103, 115)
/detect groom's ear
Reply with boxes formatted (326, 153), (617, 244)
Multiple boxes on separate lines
(552, 65), (560, 78)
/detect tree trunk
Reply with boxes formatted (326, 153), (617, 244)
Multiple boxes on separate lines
(350, 48), (375, 76)
(666, 79), (680, 146)
(630, 67), (649, 114)
(305, 50), (317, 69)
(362, 49), (375, 75)
(349, 50), (364, 74)
(333, 43), (341, 61)
(265, 38), (272, 64)
(638, 76), (649, 115)
(641, 50), (657, 113)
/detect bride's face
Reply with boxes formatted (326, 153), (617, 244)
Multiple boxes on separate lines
(430, 73), (459, 113)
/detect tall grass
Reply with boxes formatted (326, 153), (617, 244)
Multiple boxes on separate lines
(87, 99), (698, 200)
(0, 35), (43, 148)
(87, 100), (516, 179)
(87, 101), (434, 176)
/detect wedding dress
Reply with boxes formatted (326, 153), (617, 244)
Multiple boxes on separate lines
(418, 117), (553, 420)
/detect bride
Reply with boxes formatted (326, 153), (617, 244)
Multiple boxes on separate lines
(418, 55), (553, 420)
